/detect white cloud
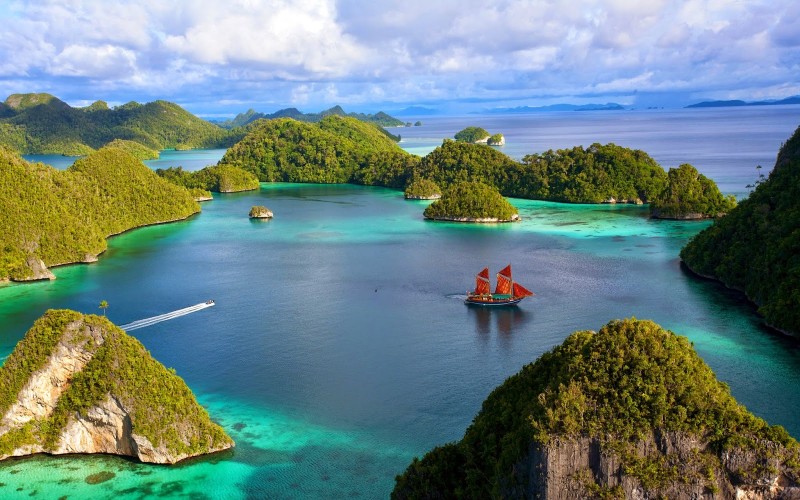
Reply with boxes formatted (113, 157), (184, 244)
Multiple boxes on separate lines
(0, 0), (796, 111)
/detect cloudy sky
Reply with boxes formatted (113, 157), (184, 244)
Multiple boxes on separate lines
(0, 0), (798, 116)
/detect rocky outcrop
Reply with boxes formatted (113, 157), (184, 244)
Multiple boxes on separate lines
(393, 319), (800, 499)
(0, 310), (233, 464)
(12, 256), (55, 281)
(511, 432), (800, 499)
(249, 205), (273, 219)
(404, 193), (441, 200)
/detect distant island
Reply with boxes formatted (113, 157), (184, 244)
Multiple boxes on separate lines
(393, 318), (800, 498)
(0, 93), (240, 156)
(687, 96), (800, 108)
(0, 309), (233, 464)
(217, 105), (404, 129)
(487, 102), (625, 113)
(681, 125), (800, 336)
(454, 126), (505, 146)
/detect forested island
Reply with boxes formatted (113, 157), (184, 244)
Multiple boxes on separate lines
(217, 115), (419, 187)
(218, 105), (404, 129)
(423, 181), (519, 222)
(0, 145), (199, 281)
(454, 126), (505, 146)
(404, 178), (441, 199)
(218, 119), (734, 220)
(681, 126), (800, 336)
(0, 93), (241, 155)
(157, 165), (260, 195)
(0, 310), (233, 464)
(393, 318), (800, 498)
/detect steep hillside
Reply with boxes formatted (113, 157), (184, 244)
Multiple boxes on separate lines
(0, 309), (233, 464)
(681, 125), (800, 335)
(0, 146), (199, 281)
(0, 93), (240, 154)
(394, 319), (800, 499)
(218, 115), (419, 188)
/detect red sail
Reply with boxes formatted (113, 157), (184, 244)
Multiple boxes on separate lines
(475, 267), (491, 295)
(494, 265), (512, 295)
(512, 282), (534, 298)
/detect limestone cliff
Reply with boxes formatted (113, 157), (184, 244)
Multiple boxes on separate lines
(0, 310), (233, 464)
(393, 319), (800, 499)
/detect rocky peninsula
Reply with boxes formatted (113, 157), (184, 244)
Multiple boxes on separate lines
(0, 310), (233, 464)
(393, 319), (800, 499)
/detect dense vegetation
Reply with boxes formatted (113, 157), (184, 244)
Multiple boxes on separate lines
(518, 143), (667, 203)
(0, 146), (199, 280)
(0, 93), (241, 155)
(219, 105), (404, 129)
(650, 163), (737, 218)
(217, 116), (419, 188)
(103, 138), (160, 160)
(681, 126), (800, 335)
(454, 126), (490, 143)
(423, 181), (518, 221)
(393, 318), (799, 498)
(0, 309), (232, 458)
(157, 165), (260, 193)
(487, 133), (504, 146)
(404, 178), (441, 199)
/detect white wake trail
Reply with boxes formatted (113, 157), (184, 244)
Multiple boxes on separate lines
(120, 302), (215, 331)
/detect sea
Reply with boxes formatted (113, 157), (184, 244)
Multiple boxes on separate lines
(5, 105), (800, 499)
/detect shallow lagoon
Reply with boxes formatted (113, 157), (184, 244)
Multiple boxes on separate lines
(3, 107), (800, 498)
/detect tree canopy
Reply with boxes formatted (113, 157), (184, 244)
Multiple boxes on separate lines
(217, 116), (419, 188)
(650, 163), (736, 218)
(393, 318), (799, 498)
(681, 125), (800, 335)
(0, 146), (199, 280)
(423, 181), (518, 221)
(454, 126), (490, 143)
(0, 93), (242, 155)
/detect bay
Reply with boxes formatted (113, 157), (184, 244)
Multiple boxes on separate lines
(2, 107), (800, 499)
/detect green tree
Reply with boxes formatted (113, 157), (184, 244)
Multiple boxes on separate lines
(99, 300), (108, 316)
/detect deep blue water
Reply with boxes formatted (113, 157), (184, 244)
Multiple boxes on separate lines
(2, 107), (800, 498)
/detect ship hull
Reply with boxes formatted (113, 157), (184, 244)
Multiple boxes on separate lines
(464, 295), (524, 307)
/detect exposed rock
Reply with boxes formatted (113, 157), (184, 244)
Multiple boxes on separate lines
(393, 319), (800, 499)
(651, 208), (715, 220)
(0, 310), (233, 464)
(249, 205), (273, 219)
(12, 256), (56, 281)
(404, 193), (441, 200)
(425, 213), (520, 223)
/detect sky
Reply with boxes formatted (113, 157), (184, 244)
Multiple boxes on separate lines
(0, 0), (798, 117)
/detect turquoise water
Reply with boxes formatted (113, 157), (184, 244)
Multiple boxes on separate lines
(23, 148), (227, 172)
(2, 108), (800, 498)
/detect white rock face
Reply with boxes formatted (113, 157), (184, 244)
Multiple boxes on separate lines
(0, 316), (233, 464)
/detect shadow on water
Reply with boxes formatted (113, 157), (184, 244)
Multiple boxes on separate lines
(468, 305), (531, 336)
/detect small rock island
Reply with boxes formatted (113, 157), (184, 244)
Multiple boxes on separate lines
(423, 181), (519, 222)
(0, 310), (233, 464)
(393, 318), (800, 499)
(249, 205), (274, 219)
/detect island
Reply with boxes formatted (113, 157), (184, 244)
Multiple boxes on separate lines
(157, 164), (260, 194)
(393, 318), (800, 498)
(217, 105), (404, 129)
(650, 163), (737, 219)
(249, 205), (273, 219)
(0, 145), (200, 282)
(454, 126), (505, 146)
(0, 309), (233, 464)
(404, 178), (441, 200)
(0, 93), (240, 156)
(423, 181), (519, 222)
(681, 126), (800, 336)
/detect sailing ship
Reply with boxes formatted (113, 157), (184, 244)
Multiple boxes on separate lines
(465, 265), (534, 306)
